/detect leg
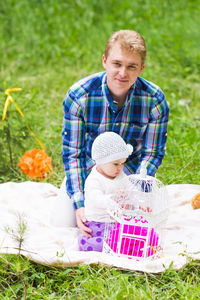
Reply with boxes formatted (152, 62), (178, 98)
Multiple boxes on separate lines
(78, 221), (105, 252)
(50, 177), (76, 227)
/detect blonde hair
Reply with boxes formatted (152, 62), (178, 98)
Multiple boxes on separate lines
(104, 30), (146, 65)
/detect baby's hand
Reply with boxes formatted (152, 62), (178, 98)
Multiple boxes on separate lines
(121, 203), (131, 210)
(114, 190), (133, 210)
(115, 189), (129, 202)
(139, 206), (152, 213)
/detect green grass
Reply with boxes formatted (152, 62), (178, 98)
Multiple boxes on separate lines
(1, 254), (200, 299)
(0, 0), (200, 298)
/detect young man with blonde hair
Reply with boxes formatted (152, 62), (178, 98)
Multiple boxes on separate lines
(53, 29), (169, 237)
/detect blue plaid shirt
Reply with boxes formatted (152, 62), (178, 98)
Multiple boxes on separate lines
(62, 72), (169, 209)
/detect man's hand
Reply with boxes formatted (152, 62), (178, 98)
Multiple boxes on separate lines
(75, 207), (92, 237)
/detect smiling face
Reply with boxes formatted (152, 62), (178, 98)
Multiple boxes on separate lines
(102, 42), (145, 100)
(97, 157), (126, 179)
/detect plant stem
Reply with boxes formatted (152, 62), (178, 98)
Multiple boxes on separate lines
(4, 111), (13, 167)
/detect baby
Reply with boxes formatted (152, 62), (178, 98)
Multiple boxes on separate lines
(78, 131), (133, 252)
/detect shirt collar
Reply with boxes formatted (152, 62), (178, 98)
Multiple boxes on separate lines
(102, 72), (138, 110)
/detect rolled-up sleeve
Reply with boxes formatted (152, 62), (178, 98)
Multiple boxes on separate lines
(140, 92), (169, 176)
(62, 90), (87, 209)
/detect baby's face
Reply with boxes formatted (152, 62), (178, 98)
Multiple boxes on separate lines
(97, 158), (126, 179)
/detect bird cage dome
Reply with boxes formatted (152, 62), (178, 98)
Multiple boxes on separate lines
(103, 161), (168, 260)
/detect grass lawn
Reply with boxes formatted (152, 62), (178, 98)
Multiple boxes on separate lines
(0, 0), (200, 298)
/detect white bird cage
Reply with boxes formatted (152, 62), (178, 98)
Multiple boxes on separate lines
(103, 161), (168, 260)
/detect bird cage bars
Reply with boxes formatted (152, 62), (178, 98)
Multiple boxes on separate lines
(103, 162), (168, 260)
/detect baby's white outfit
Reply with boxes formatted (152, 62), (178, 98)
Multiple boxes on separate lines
(84, 167), (131, 222)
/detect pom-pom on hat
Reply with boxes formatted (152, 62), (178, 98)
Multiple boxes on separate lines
(92, 132), (133, 165)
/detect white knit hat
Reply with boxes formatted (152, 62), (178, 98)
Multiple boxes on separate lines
(91, 132), (133, 165)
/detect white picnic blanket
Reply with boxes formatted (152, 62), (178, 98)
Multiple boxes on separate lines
(0, 181), (200, 273)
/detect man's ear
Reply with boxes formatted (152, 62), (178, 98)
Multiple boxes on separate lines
(140, 64), (145, 74)
(102, 54), (106, 69)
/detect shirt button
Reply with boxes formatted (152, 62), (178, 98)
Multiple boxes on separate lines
(116, 123), (120, 126)
(64, 131), (67, 135)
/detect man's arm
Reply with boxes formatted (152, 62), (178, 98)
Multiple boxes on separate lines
(62, 90), (93, 236)
(62, 90), (87, 208)
(140, 94), (169, 176)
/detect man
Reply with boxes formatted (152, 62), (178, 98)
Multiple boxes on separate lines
(60, 29), (169, 236)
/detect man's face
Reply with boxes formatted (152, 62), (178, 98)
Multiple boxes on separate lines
(102, 42), (145, 99)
